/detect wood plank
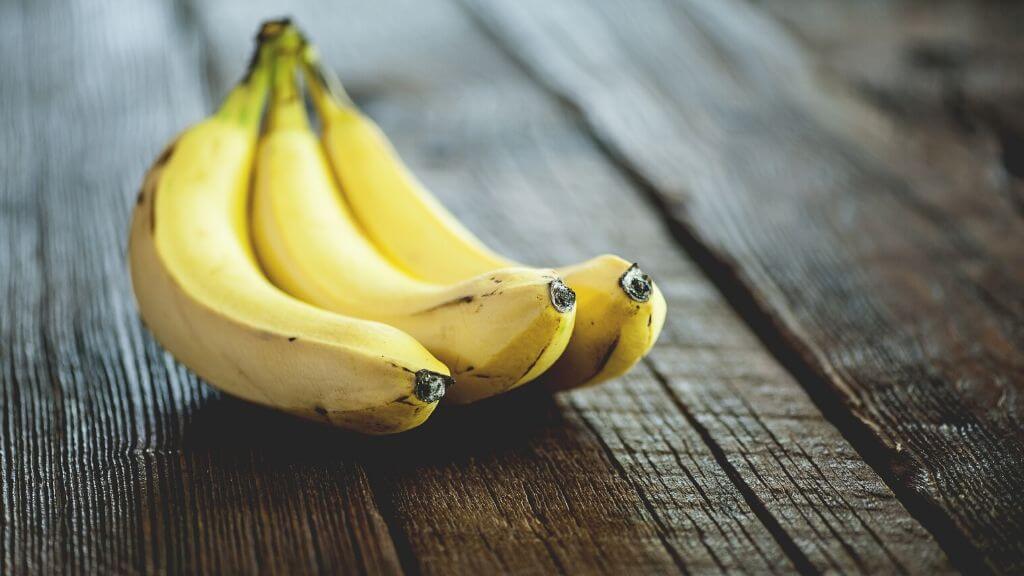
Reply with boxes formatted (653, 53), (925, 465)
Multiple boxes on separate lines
(462, 0), (1024, 572)
(760, 0), (1024, 214)
(0, 1), (401, 573)
(201, 1), (950, 574)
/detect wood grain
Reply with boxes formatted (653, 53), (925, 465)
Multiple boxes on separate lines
(462, 0), (1024, 572)
(761, 0), (1024, 214)
(0, 0), (975, 573)
(200, 0), (949, 573)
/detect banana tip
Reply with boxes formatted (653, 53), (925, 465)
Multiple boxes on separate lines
(257, 18), (292, 41)
(414, 370), (451, 403)
(549, 279), (576, 313)
(620, 263), (653, 303)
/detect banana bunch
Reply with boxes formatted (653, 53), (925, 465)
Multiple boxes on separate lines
(128, 21), (666, 435)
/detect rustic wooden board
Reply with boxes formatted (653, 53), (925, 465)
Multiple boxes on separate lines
(462, 0), (1024, 572)
(761, 0), (1024, 216)
(0, 0), (965, 573)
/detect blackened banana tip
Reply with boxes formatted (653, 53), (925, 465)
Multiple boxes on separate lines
(549, 279), (576, 313)
(619, 263), (653, 303)
(257, 17), (292, 41)
(414, 369), (451, 403)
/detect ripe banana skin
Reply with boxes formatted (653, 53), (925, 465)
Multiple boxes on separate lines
(539, 256), (667, 389)
(251, 43), (576, 404)
(301, 46), (667, 390)
(128, 37), (451, 434)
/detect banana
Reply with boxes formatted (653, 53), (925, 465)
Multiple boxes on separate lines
(300, 42), (667, 390)
(128, 28), (451, 434)
(250, 35), (576, 404)
(538, 256), (667, 391)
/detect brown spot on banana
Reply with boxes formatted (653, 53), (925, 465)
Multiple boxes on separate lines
(153, 140), (178, 169)
(148, 187), (158, 232)
(516, 340), (552, 385)
(414, 294), (475, 314)
(386, 361), (415, 374)
(590, 335), (622, 382)
(145, 172), (161, 233)
(395, 396), (419, 407)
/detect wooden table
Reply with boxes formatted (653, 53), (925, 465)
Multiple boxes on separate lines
(2, 0), (1022, 573)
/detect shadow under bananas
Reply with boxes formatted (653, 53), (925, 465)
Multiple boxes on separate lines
(180, 380), (576, 469)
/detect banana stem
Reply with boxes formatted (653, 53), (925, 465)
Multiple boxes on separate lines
(217, 34), (275, 133)
(266, 31), (311, 133)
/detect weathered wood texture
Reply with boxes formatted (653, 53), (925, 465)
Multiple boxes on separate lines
(463, 0), (1024, 572)
(0, 0), (1006, 573)
(762, 0), (1024, 214)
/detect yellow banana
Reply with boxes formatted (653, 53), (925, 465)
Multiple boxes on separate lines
(128, 28), (451, 434)
(250, 36), (576, 404)
(301, 43), (667, 390)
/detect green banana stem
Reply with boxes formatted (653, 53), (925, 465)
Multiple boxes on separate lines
(217, 35), (275, 133)
(300, 42), (357, 122)
(266, 28), (310, 133)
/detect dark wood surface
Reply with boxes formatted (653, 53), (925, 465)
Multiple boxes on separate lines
(0, 0), (1018, 574)
(762, 0), (1024, 216)
(462, 0), (1024, 572)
